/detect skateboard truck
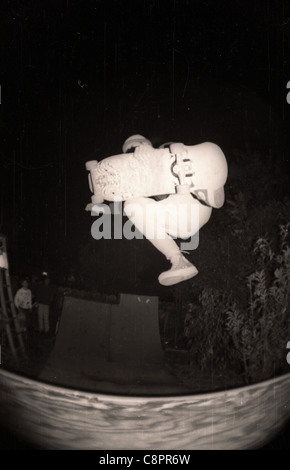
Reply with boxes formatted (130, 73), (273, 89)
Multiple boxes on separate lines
(170, 143), (194, 195)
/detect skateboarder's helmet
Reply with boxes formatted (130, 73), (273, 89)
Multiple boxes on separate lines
(122, 135), (152, 153)
(186, 142), (228, 209)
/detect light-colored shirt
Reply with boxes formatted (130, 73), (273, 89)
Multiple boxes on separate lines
(14, 287), (32, 309)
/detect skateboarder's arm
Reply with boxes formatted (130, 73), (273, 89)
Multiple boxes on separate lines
(169, 143), (185, 155)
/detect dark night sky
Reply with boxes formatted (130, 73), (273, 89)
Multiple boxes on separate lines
(0, 0), (290, 283)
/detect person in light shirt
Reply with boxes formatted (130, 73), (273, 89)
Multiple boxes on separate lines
(14, 278), (32, 332)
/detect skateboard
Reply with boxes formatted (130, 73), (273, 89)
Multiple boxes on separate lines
(85, 142), (228, 210)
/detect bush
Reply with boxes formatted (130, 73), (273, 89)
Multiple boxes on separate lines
(226, 224), (290, 383)
(184, 288), (239, 374)
(185, 222), (290, 384)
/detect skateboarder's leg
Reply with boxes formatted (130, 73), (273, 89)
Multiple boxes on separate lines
(157, 194), (212, 285)
(123, 195), (212, 285)
(123, 194), (212, 253)
(161, 194), (212, 240)
(123, 197), (181, 259)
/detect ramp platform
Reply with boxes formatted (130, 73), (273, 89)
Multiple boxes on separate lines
(39, 293), (189, 395)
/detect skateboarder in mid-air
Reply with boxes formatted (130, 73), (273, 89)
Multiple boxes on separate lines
(86, 134), (227, 286)
(121, 135), (228, 286)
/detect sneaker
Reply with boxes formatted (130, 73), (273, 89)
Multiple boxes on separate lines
(158, 253), (198, 286)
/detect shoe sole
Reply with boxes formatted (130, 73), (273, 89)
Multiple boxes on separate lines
(158, 267), (198, 286)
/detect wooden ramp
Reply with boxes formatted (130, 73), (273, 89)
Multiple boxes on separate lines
(1, 368), (290, 449)
(39, 293), (189, 395)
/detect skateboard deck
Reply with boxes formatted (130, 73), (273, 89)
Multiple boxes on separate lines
(85, 142), (228, 210)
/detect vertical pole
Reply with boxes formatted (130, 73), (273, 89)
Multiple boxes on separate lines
(0, 236), (26, 355)
(4, 268), (26, 353)
(0, 269), (18, 362)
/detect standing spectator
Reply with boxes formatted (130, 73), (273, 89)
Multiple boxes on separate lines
(30, 274), (39, 303)
(14, 278), (32, 333)
(35, 275), (55, 335)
